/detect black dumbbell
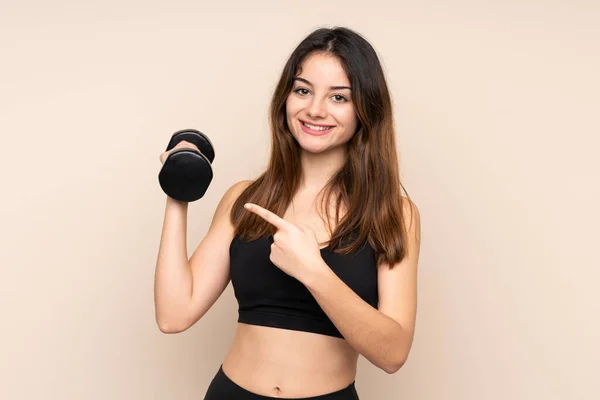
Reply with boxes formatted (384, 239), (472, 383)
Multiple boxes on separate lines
(158, 129), (215, 202)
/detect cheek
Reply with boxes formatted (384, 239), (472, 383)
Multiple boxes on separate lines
(347, 113), (358, 130)
(333, 108), (358, 131)
(284, 98), (293, 124)
(285, 100), (298, 123)
(285, 102), (302, 134)
(286, 95), (300, 113)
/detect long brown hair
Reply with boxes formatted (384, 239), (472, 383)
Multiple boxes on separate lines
(230, 27), (415, 267)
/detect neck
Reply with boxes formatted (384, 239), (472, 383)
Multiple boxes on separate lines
(298, 146), (347, 193)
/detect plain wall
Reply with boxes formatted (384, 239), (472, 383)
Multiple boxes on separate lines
(1, 0), (598, 399)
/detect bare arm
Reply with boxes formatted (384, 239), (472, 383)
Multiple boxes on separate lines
(153, 180), (251, 333)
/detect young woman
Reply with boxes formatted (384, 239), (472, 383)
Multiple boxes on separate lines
(155, 26), (421, 400)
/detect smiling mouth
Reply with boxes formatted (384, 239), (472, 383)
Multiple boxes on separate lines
(301, 121), (335, 131)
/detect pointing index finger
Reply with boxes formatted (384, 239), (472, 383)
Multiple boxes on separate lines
(244, 203), (288, 229)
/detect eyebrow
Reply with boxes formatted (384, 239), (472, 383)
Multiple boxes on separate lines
(294, 77), (351, 91)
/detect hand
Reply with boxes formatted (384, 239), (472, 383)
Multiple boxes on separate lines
(159, 140), (200, 165)
(243, 203), (329, 284)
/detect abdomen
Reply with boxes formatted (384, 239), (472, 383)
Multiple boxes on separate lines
(222, 323), (359, 397)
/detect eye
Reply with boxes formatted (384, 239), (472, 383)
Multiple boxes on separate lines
(293, 88), (310, 96)
(292, 88), (348, 103)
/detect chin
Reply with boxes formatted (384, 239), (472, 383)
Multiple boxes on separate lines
(294, 139), (324, 153)
(304, 147), (327, 154)
(297, 142), (325, 154)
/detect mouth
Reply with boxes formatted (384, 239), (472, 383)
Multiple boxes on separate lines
(300, 120), (335, 135)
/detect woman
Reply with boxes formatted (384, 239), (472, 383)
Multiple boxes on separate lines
(155, 26), (421, 399)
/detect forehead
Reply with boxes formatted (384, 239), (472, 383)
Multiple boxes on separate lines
(296, 53), (350, 86)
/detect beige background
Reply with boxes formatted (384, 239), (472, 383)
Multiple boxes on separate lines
(1, 0), (599, 399)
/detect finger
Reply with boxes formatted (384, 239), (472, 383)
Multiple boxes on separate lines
(244, 203), (290, 229)
(176, 142), (199, 151)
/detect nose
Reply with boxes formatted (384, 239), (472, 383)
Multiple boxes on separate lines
(306, 97), (328, 119)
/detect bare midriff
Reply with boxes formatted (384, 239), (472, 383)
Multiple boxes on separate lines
(222, 322), (358, 397)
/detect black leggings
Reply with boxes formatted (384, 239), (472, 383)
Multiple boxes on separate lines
(204, 365), (360, 400)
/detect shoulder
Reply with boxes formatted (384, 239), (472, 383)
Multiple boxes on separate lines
(215, 180), (254, 212)
(401, 195), (419, 214)
(224, 179), (253, 200)
(229, 179), (254, 196)
(401, 196), (421, 240)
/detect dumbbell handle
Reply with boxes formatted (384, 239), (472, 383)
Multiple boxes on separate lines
(166, 129), (215, 163)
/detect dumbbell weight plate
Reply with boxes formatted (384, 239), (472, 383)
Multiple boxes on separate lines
(165, 129), (215, 163)
(158, 129), (215, 202)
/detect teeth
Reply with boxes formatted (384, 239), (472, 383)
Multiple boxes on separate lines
(303, 122), (332, 131)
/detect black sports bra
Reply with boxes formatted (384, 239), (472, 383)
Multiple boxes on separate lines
(229, 234), (379, 339)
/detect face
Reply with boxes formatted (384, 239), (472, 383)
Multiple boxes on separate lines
(285, 52), (358, 154)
